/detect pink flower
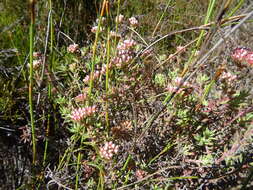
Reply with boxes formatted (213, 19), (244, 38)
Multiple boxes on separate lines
(100, 141), (119, 160)
(129, 17), (138, 27)
(67, 44), (79, 53)
(231, 47), (251, 63)
(71, 106), (96, 122)
(74, 93), (87, 102)
(91, 26), (99, 33)
(94, 70), (100, 78)
(176, 46), (186, 53)
(174, 77), (189, 87)
(166, 84), (183, 94)
(83, 68), (104, 84)
(221, 72), (237, 82)
(135, 169), (147, 180)
(112, 39), (137, 67)
(83, 75), (90, 84)
(117, 39), (136, 50)
(33, 52), (42, 58)
(100, 64), (107, 75)
(245, 52), (253, 65)
(141, 48), (153, 58)
(91, 26), (104, 33)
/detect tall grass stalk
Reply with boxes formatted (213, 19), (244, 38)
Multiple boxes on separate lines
(228, 0), (245, 16)
(29, 0), (36, 166)
(105, 0), (112, 133)
(151, 0), (172, 37)
(75, 2), (108, 188)
(181, 0), (217, 77)
(105, 22), (111, 132)
(115, 0), (121, 45)
(196, 0), (216, 46)
(88, 0), (107, 104)
(43, 0), (54, 167)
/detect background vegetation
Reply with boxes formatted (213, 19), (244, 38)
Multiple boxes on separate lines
(1, 0), (253, 189)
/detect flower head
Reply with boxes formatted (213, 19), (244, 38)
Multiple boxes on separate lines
(221, 72), (237, 82)
(176, 45), (186, 53)
(129, 17), (138, 27)
(166, 84), (183, 94)
(245, 52), (253, 65)
(28, 59), (42, 70)
(67, 44), (79, 53)
(112, 39), (137, 67)
(135, 169), (147, 180)
(33, 52), (42, 58)
(231, 47), (251, 63)
(71, 106), (96, 122)
(74, 93), (87, 102)
(174, 77), (189, 87)
(91, 26), (99, 33)
(100, 141), (119, 160)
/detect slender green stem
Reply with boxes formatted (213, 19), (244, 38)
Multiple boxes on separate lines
(152, 0), (172, 37)
(29, 0), (36, 166)
(228, 0), (244, 17)
(105, 1), (112, 133)
(148, 142), (174, 165)
(105, 30), (110, 133)
(88, 0), (107, 104)
(75, 126), (88, 189)
(181, 0), (217, 76)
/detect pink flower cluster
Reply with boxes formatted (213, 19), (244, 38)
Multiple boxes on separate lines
(67, 44), (79, 53)
(33, 52), (42, 58)
(83, 65), (107, 84)
(231, 47), (253, 65)
(83, 40), (136, 83)
(112, 39), (136, 67)
(166, 77), (191, 94)
(176, 45), (186, 53)
(117, 39), (136, 50)
(71, 106), (96, 122)
(174, 77), (189, 86)
(141, 48), (153, 58)
(129, 17), (138, 27)
(100, 141), (119, 160)
(74, 93), (87, 102)
(221, 72), (237, 82)
(166, 85), (184, 94)
(135, 169), (147, 180)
